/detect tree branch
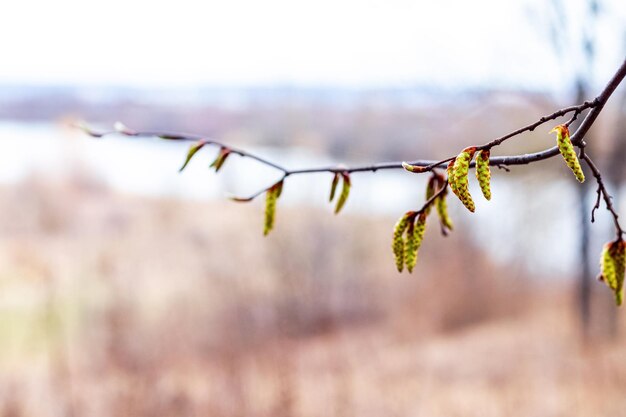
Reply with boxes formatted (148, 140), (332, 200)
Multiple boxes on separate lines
(581, 153), (625, 240)
(80, 58), (626, 178)
(78, 58), (626, 241)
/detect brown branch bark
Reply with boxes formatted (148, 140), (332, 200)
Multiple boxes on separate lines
(79, 58), (626, 236)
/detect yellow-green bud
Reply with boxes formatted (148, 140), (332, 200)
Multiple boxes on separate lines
(402, 162), (428, 173)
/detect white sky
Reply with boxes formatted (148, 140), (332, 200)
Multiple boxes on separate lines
(1, 0), (624, 89)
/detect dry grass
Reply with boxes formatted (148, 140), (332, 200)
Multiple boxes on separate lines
(0, 175), (623, 417)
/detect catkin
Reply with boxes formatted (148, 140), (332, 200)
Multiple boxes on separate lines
(392, 212), (412, 272)
(436, 191), (454, 231)
(264, 181), (283, 236)
(600, 240), (625, 306)
(452, 147), (476, 212)
(447, 160), (460, 199)
(424, 176), (437, 216)
(414, 213), (427, 255)
(475, 149), (491, 200)
(550, 124), (585, 183)
(404, 213), (427, 273)
(335, 173), (351, 214)
(404, 220), (417, 273)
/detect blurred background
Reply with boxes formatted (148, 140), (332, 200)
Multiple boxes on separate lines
(1, 0), (626, 415)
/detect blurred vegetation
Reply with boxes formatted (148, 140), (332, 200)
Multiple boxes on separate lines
(0, 172), (623, 416)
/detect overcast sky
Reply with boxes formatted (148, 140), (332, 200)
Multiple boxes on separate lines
(1, 0), (624, 90)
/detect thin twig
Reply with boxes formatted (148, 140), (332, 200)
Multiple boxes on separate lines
(79, 58), (626, 232)
(581, 153), (625, 240)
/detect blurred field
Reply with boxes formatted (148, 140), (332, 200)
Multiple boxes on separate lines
(0, 174), (624, 417)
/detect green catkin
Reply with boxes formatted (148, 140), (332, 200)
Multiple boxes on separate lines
(550, 124), (585, 183)
(436, 190), (454, 231)
(392, 212), (412, 272)
(475, 149), (492, 200)
(334, 173), (351, 214)
(452, 147), (476, 212)
(263, 181), (283, 236)
(404, 220), (418, 273)
(424, 176), (437, 216)
(403, 213), (427, 273)
(413, 213), (427, 264)
(447, 160), (460, 199)
(600, 240), (626, 306)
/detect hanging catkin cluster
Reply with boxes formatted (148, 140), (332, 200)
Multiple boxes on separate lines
(392, 171), (459, 272)
(264, 180), (283, 236)
(550, 124), (585, 183)
(599, 239), (626, 306)
(445, 146), (494, 212)
(392, 211), (426, 273)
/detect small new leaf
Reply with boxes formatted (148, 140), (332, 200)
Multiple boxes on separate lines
(209, 147), (231, 172)
(334, 173), (351, 214)
(179, 140), (207, 172)
(550, 124), (585, 183)
(599, 239), (626, 306)
(475, 149), (491, 200)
